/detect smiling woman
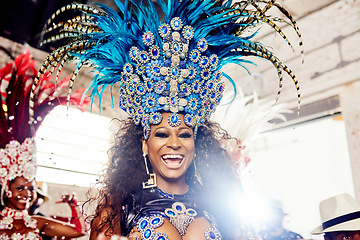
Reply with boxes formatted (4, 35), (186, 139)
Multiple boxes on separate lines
(87, 114), (237, 240)
(31, 0), (303, 238)
(0, 50), (88, 239)
(142, 112), (196, 193)
(6, 177), (36, 211)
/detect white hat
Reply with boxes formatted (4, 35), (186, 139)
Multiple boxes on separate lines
(311, 193), (360, 235)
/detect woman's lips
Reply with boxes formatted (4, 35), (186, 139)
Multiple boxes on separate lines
(17, 197), (31, 204)
(161, 154), (184, 168)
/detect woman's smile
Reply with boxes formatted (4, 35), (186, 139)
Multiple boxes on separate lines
(161, 154), (185, 168)
(7, 177), (36, 210)
(142, 112), (195, 192)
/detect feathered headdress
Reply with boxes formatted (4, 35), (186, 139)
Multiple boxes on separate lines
(29, 0), (303, 139)
(0, 50), (89, 204)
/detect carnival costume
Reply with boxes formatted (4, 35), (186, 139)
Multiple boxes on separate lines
(0, 50), (88, 240)
(29, 0), (302, 239)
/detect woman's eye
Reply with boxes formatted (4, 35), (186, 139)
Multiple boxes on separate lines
(179, 132), (192, 138)
(155, 132), (169, 138)
(17, 187), (24, 191)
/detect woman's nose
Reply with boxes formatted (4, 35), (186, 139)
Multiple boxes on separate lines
(22, 188), (32, 197)
(167, 134), (181, 149)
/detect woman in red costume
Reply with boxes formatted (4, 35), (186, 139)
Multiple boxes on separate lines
(0, 50), (88, 239)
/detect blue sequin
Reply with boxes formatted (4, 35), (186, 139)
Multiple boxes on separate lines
(211, 55), (218, 65)
(145, 34), (152, 43)
(166, 210), (175, 216)
(150, 113), (162, 124)
(176, 205), (182, 211)
(189, 69), (194, 77)
(153, 66), (160, 74)
(161, 26), (168, 35)
(171, 67), (178, 76)
(134, 96), (141, 105)
(187, 116), (192, 122)
(218, 85), (223, 92)
(127, 85), (134, 93)
(132, 76), (139, 84)
(201, 58), (208, 67)
(147, 99), (154, 107)
(140, 53), (148, 61)
(152, 48), (159, 57)
(202, 70), (209, 79)
(131, 49), (137, 58)
(193, 82), (199, 91)
(157, 85), (164, 92)
(140, 219), (148, 229)
(171, 115), (178, 123)
(152, 218), (160, 225)
(184, 27), (193, 38)
(146, 81), (153, 90)
(201, 89), (208, 97)
(188, 209), (196, 215)
(215, 72), (221, 81)
(144, 229), (151, 238)
(174, 20), (180, 28)
(191, 51), (199, 60)
(173, 42), (180, 52)
(208, 82), (213, 89)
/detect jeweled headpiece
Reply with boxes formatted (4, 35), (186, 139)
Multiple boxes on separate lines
(0, 50), (89, 203)
(30, 0), (303, 139)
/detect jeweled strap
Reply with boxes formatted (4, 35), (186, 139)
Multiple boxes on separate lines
(136, 215), (168, 239)
(164, 202), (197, 236)
(203, 211), (222, 240)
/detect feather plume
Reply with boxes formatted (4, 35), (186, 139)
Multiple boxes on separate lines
(0, 50), (90, 148)
(29, 0), (303, 123)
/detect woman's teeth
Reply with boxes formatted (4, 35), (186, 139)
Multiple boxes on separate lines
(162, 154), (183, 164)
(17, 197), (30, 203)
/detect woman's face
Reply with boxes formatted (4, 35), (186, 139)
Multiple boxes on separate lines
(142, 112), (195, 184)
(7, 177), (36, 210)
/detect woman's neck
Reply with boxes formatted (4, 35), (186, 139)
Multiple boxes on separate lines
(156, 177), (189, 195)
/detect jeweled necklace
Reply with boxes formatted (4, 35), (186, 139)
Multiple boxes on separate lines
(0, 207), (37, 230)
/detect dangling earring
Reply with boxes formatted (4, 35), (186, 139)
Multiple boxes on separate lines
(5, 190), (12, 198)
(142, 153), (157, 189)
(193, 156), (203, 186)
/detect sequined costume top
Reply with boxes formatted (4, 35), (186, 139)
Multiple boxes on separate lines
(121, 187), (222, 240)
(0, 207), (41, 240)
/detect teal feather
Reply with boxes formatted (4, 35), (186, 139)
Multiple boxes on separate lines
(30, 0), (303, 122)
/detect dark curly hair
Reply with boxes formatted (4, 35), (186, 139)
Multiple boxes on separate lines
(85, 118), (240, 238)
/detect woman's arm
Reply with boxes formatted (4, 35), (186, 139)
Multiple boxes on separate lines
(34, 192), (87, 238)
(33, 215), (86, 238)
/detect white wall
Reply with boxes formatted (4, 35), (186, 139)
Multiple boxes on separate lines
(242, 116), (353, 239)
